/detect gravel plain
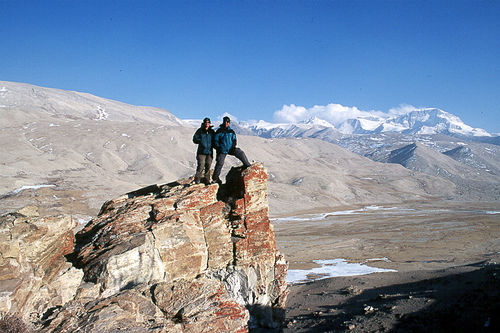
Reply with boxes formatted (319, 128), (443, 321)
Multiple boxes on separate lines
(273, 201), (500, 332)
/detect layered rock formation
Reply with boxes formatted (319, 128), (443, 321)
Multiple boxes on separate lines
(0, 206), (82, 324)
(0, 163), (288, 332)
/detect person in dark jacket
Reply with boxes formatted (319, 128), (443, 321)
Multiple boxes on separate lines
(192, 117), (215, 184)
(212, 116), (251, 184)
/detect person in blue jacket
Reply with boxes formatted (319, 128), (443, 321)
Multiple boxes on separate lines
(212, 116), (251, 184)
(192, 117), (215, 184)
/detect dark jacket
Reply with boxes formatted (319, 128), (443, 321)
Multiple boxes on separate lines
(214, 125), (236, 154)
(193, 126), (215, 155)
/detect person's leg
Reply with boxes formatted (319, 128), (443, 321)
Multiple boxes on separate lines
(230, 148), (251, 168)
(203, 154), (213, 183)
(212, 153), (226, 183)
(194, 154), (206, 183)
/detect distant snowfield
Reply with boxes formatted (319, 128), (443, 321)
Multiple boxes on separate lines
(287, 258), (397, 284)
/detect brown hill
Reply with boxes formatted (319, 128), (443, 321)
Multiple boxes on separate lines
(0, 81), (459, 217)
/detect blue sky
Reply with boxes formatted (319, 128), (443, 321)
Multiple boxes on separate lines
(1, 0), (499, 132)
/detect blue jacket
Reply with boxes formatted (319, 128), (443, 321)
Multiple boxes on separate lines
(214, 125), (236, 154)
(193, 126), (215, 155)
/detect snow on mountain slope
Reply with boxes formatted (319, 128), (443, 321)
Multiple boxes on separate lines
(238, 108), (492, 138)
(443, 144), (500, 175)
(240, 118), (339, 139)
(338, 117), (387, 134)
(376, 142), (500, 201)
(386, 108), (491, 136)
(238, 110), (499, 202)
(303, 116), (336, 128)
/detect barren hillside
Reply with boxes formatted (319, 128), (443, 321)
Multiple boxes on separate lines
(0, 81), (489, 218)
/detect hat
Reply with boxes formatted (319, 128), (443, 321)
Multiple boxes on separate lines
(202, 117), (211, 123)
(223, 116), (230, 123)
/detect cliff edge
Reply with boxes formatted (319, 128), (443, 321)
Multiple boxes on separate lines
(0, 163), (288, 332)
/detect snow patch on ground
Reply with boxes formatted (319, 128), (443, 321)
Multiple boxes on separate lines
(10, 184), (56, 195)
(0, 87), (7, 99)
(287, 259), (397, 284)
(72, 215), (93, 233)
(77, 217), (92, 225)
(365, 257), (392, 263)
(95, 106), (109, 120)
(273, 213), (330, 223)
(272, 206), (397, 223)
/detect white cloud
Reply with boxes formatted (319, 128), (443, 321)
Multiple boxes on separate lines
(388, 104), (421, 116)
(273, 104), (309, 123)
(273, 103), (385, 126)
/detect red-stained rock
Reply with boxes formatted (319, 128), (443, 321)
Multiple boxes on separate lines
(10, 163), (288, 332)
(200, 201), (233, 269)
(218, 163), (289, 327)
(174, 183), (219, 210)
(154, 277), (249, 332)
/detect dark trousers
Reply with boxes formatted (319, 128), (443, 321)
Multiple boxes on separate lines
(195, 154), (213, 182)
(212, 147), (251, 182)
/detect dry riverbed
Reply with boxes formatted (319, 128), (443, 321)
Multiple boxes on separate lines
(272, 201), (500, 332)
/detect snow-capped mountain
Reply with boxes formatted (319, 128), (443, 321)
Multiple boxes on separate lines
(239, 108), (492, 138)
(338, 117), (385, 134)
(382, 108), (491, 136)
(240, 116), (336, 139)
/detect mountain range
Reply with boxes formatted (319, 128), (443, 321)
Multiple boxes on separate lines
(236, 113), (500, 203)
(239, 108), (493, 138)
(1, 80), (499, 218)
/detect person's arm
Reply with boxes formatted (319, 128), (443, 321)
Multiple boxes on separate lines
(210, 130), (216, 149)
(214, 131), (221, 150)
(193, 129), (201, 144)
(231, 131), (237, 149)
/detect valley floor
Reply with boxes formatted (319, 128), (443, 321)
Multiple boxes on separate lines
(272, 201), (500, 332)
(282, 262), (499, 332)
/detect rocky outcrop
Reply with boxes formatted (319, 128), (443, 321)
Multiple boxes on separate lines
(0, 206), (83, 324)
(0, 163), (287, 331)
